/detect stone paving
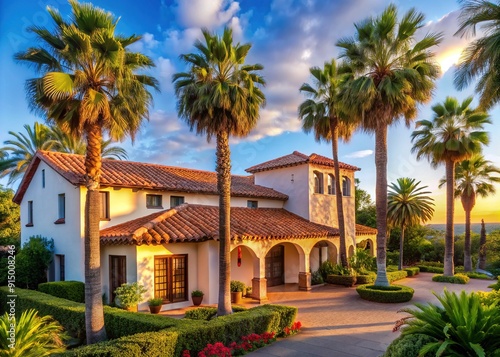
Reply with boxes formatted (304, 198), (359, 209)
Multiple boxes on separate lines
(247, 273), (493, 357)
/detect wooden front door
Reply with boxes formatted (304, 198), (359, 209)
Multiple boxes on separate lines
(109, 255), (126, 304)
(265, 245), (284, 287)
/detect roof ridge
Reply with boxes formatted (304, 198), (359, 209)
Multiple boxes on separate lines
(132, 204), (188, 237)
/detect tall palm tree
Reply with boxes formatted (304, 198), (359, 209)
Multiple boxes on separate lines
(439, 154), (500, 271)
(15, 0), (158, 343)
(455, 0), (500, 110)
(50, 125), (128, 159)
(411, 97), (490, 276)
(337, 5), (442, 286)
(387, 178), (435, 270)
(173, 27), (265, 316)
(0, 122), (55, 184)
(299, 59), (356, 267)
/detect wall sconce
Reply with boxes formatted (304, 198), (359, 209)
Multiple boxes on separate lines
(291, 174), (294, 183)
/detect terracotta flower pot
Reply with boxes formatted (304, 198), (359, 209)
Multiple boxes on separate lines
(231, 291), (243, 304)
(149, 305), (162, 314)
(192, 295), (204, 306)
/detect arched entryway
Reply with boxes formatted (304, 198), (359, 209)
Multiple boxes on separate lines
(310, 240), (338, 272)
(348, 245), (355, 258)
(356, 238), (375, 256)
(264, 243), (301, 287)
(230, 245), (258, 289)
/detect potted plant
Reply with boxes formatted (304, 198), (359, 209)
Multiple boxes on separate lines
(230, 280), (245, 304)
(148, 297), (163, 314)
(191, 290), (204, 306)
(113, 282), (147, 312)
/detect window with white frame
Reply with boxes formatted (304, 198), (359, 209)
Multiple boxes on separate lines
(313, 171), (324, 194)
(327, 174), (335, 195)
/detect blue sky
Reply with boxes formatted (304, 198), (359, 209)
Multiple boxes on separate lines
(1, 0), (499, 223)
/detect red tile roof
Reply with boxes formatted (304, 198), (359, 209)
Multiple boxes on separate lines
(355, 224), (378, 235)
(13, 151), (288, 203)
(100, 204), (340, 245)
(245, 151), (360, 173)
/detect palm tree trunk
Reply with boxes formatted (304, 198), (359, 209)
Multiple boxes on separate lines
(444, 159), (455, 277)
(399, 225), (405, 271)
(464, 208), (472, 272)
(330, 117), (348, 267)
(84, 123), (107, 343)
(216, 130), (232, 316)
(478, 219), (487, 270)
(374, 124), (389, 287)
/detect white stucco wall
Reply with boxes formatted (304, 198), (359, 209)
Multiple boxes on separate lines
(253, 165), (309, 220)
(230, 246), (254, 287)
(283, 243), (300, 283)
(100, 245), (137, 303)
(19, 161), (84, 282)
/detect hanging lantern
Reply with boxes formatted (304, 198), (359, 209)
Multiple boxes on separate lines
(237, 246), (242, 267)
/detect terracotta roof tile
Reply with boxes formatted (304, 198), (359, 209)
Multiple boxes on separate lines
(13, 151), (288, 203)
(355, 224), (377, 235)
(100, 204), (340, 245)
(245, 151), (360, 173)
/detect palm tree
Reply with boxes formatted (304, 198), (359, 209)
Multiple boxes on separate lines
(337, 5), (442, 286)
(15, 0), (158, 343)
(455, 0), (500, 109)
(299, 59), (356, 267)
(439, 154), (500, 271)
(0, 122), (55, 184)
(411, 97), (490, 276)
(50, 126), (128, 159)
(387, 178), (435, 270)
(173, 27), (265, 316)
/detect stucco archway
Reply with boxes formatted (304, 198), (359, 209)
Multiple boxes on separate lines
(230, 245), (258, 289)
(357, 238), (375, 256)
(348, 245), (355, 258)
(310, 240), (338, 272)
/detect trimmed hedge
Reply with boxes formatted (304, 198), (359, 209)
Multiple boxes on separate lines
(184, 306), (247, 321)
(418, 265), (444, 273)
(0, 287), (188, 342)
(38, 281), (85, 303)
(464, 272), (493, 280)
(432, 274), (470, 284)
(383, 333), (436, 357)
(326, 274), (357, 286)
(356, 284), (414, 303)
(404, 267), (420, 277)
(62, 304), (297, 357)
(387, 270), (408, 283)
(488, 278), (500, 290)
(355, 273), (376, 285)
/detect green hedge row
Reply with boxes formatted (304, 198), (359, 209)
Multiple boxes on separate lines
(38, 281), (85, 303)
(356, 284), (414, 303)
(356, 273), (376, 285)
(62, 304), (297, 357)
(387, 270), (408, 282)
(326, 274), (356, 287)
(417, 265), (444, 273)
(184, 306), (247, 321)
(0, 287), (187, 342)
(404, 267), (420, 277)
(432, 274), (470, 284)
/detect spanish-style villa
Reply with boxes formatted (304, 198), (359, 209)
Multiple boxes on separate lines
(13, 150), (376, 311)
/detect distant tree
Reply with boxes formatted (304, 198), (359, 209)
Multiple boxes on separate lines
(299, 59), (357, 267)
(439, 154), (500, 271)
(355, 179), (376, 228)
(387, 178), (435, 270)
(0, 185), (20, 241)
(455, 0), (500, 110)
(412, 96), (490, 276)
(16, 236), (54, 290)
(478, 219), (487, 269)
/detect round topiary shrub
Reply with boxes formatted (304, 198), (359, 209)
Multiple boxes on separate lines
(432, 274), (470, 284)
(356, 284), (414, 303)
(383, 334), (436, 357)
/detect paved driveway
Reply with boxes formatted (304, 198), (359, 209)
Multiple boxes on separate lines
(248, 273), (493, 357)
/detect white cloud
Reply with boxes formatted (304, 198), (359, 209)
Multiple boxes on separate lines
(173, 0), (240, 28)
(156, 57), (176, 92)
(345, 150), (374, 159)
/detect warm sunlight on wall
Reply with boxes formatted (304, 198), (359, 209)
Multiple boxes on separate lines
(430, 194), (500, 224)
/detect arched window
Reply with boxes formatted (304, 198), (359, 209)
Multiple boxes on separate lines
(327, 174), (335, 195)
(313, 171), (323, 194)
(342, 176), (351, 196)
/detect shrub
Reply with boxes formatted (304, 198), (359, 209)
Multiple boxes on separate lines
(16, 236), (54, 289)
(387, 270), (408, 283)
(318, 261), (336, 280)
(386, 251), (400, 266)
(191, 290), (204, 297)
(326, 274), (356, 287)
(383, 334), (436, 357)
(184, 306), (247, 321)
(355, 273), (376, 285)
(0, 309), (67, 356)
(488, 278), (500, 290)
(230, 280), (246, 293)
(417, 265), (444, 273)
(404, 267), (420, 277)
(356, 284), (414, 303)
(386, 265), (399, 272)
(432, 274), (470, 284)
(396, 290), (500, 356)
(349, 248), (376, 273)
(477, 290), (500, 307)
(419, 261), (444, 267)
(114, 282), (147, 309)
(148, 298), (163, 306)
(311, 270), (324, 285)
(38, 281), (85, 303)
(465, 272), (493, 280)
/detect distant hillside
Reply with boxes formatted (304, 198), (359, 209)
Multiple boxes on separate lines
(427, 223), (500, 235)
